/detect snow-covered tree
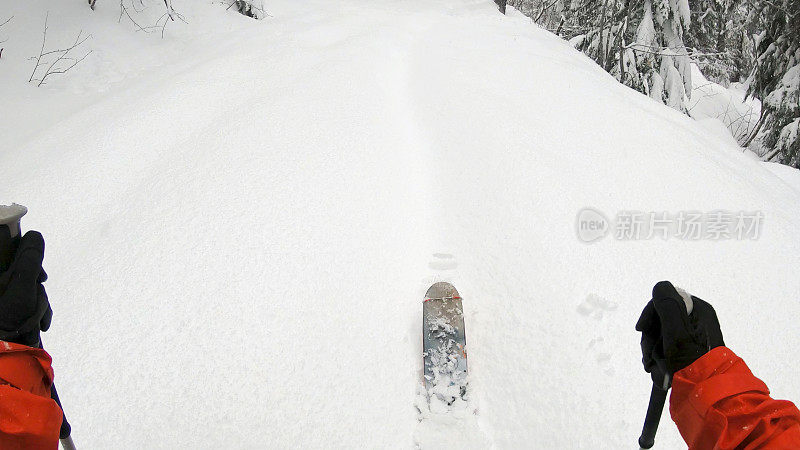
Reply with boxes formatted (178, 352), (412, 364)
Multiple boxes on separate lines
(507, 0), (569, 32)
(745, 0), (799, 167)
(630, 0), (693, 111)
(508, 0), (800, 158)
(567, 0), (631, 74)
(559, 0), (693, 111)
(508, 0), (692, 111)
(685, 0), (750, 85)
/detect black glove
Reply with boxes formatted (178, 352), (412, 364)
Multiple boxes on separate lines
(0, 231), (52, 347)
(635, 281), (725, 387)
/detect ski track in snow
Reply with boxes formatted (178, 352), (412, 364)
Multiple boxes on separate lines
(1, 0), (799, 448)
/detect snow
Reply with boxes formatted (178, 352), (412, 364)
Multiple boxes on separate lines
(762, 162), (800, 195)
(1, 0), (800, 448)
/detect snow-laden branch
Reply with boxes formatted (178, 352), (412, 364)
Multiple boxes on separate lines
(625, 42), (728, 58)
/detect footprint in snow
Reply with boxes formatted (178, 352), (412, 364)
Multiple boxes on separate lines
(577, 293), (618, 320)
(428, 253), (458, 271)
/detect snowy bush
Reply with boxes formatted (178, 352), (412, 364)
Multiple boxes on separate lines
(228, 0), (267, 20)
(686, 64), (762, 144)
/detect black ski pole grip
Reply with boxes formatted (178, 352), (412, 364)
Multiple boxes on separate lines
(0, 204), (75, 447)
(638, 381), (669, 449)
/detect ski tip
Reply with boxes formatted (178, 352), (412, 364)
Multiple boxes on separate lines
(424, 282), (460, 301)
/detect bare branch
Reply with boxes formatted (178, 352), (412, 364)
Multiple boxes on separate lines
(119, 0), (186, 37)
(29, 12), (49, 83)
(28, 13), (92, 86)
(535, 0), (560, 22)
(38, 50), (92, 85)
(743, 108), (766, 147)
(37, 31), (92, 86)
(0, 15), (11, 52)
(119, 0), (151, 33)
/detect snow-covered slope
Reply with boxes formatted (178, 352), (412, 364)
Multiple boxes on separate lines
(1, 1), (799, 448)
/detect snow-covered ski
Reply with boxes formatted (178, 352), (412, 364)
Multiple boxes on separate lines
(422, 282), (468, 406)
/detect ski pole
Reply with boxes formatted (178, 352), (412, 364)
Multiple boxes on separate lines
(638, 293), (694, 449)
(638, 374), (669, 449)
(0, 204), (75, 450)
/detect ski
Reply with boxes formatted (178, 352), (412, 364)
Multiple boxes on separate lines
(422, 282), (468, 405)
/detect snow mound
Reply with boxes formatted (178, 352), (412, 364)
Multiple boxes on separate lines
(687, 64), (761, 145)
(762, 162), (800, 195)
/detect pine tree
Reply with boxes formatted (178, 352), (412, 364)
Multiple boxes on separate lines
(685, 0), (748, 85)
(746, 0), (799, 167)
(565, 0), (693, 111)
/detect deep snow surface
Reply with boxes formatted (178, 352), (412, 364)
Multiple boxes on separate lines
(1, 1), (799, 448)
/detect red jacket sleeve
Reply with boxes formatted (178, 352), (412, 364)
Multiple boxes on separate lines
(0, 341), (62, 450)
(670, 346), (800, 449)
